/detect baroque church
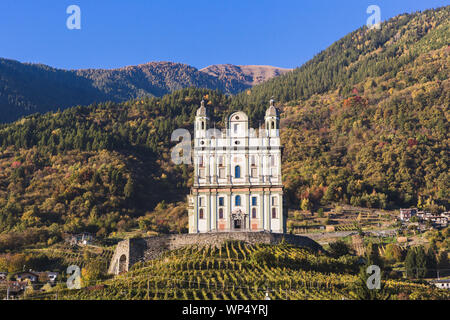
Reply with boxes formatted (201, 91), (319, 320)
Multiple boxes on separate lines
(188, 99), (285, 233)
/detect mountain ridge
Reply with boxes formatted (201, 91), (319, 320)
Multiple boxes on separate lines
(0, 59), (288, 123)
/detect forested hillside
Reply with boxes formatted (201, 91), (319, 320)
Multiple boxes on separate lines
(232, 6), (449, 211)
(0, 88), (230, 250)
(0, 7), (448, 250)
(231, 6), (449, 122)
(0, 59), (288, 123)
(200, 64), (291, 93)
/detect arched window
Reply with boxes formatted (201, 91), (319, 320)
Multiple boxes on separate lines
(235, 195), (241, 206)
(272, 208), (277, 219)
(199, 208), (204, 219)
(271, 121), (275, 129)
(201, 121), (205, 130)
(252, 208), (257, 219)
(235, 165), (241, 178)
(219, 208), (224, 219)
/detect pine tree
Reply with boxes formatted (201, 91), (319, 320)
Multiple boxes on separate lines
(124, 176), (135, 200)
(426, 248), (437, 278)
(365, 242), (383, 268)
(415, 246), (427, 279)
(405, 248), (416, 279)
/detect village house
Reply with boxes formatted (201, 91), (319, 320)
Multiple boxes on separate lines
(417, 212), (449, 229)
(430, 279), (450, 290)
(2, 281), (27, 298)
(399, 208), (417, 221)
(14, 271), (39, 283)
(47, 272), (59, 282)
(64, 232), (94, 246)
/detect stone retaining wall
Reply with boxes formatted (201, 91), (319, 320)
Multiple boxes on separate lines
(108, 231), (323, 274)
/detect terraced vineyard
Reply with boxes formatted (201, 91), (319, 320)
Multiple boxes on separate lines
(27, 241), (450, 300)
(27, 244), (115, 270)
(335, 224), (359, 232)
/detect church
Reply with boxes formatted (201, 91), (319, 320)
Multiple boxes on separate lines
(188, 99), (285, 233)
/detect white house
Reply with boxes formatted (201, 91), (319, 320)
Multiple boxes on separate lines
(430, 279), (450, 290)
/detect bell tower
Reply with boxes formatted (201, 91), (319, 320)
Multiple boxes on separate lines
(265, 97), (279, 137)
(195, 99), (209, 139)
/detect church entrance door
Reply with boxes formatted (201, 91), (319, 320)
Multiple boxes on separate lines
(231, 209), (247, 231)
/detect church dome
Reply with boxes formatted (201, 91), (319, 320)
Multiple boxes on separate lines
(265, 98), (279, 117)
(196, 100), (207, 116)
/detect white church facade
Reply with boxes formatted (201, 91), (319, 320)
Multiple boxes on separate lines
(188, 99), (285, 233)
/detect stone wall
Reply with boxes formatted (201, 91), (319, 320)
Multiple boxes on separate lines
(108, 231), (323, 274)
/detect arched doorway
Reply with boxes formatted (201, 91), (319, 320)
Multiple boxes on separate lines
(231, 209), (247, 231)
(118, 254), (127, 274)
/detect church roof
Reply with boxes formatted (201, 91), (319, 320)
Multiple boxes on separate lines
(196, 100), (207, 116)
(265, 98), (279, 117)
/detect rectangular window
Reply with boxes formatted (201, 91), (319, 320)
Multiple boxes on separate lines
(251, 167), (257, 177)
(219, 197), (224, 206)
(199, 169), (205, 178)
(252, 197), (257, 206)
(219, 168), (225, 179)
(234, 124), (239, 133)
(199, 156), (204, 167)
(199, 197), (204, 207)
(252, 208), (257, 219)
(272, 208), (277, 219)
(272, 196), (277, 206)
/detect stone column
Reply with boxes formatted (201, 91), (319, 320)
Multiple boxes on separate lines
(226, 135), (231, 184)
(259, 152), (264, 184)
(245, 192), (250, 231)
(193, 151), (198, 187)
(277, 149), (282, 182)
(264, 153), (270, 184)
(259, 191), (264, 231)
(212, 191), (217, 231)
(228, 191), (232, 231)
(212, 152), (217, 185)
(265, 191), (271, 231)
(193, 193), (198, 233)
(278, 192), (283, 233)
(205, 149), (210, 184)
(206, 191), (211, 232)
(245, 154), (250, 184)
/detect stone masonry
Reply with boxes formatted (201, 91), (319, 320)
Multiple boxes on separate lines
(108, 231), (323, 275)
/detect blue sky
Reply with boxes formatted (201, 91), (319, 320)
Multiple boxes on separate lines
(0, 0), (447, 70)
